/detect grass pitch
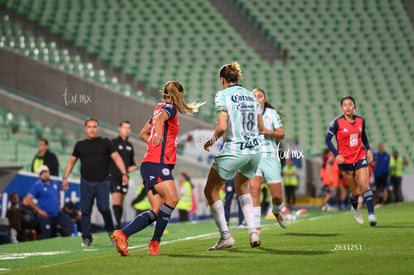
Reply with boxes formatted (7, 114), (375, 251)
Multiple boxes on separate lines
(1, 202), (413, 274)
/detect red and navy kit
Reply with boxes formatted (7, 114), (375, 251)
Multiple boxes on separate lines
(143, 102), (179, 165)
(325, 115), (371, 167)
(141, 102), (179, 191)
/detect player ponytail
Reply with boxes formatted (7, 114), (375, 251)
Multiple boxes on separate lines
(162, 81), (205, 115)
(219, 61), (242, 83)
(253, 88), (286, 123)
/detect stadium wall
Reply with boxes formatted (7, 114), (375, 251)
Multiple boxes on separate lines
(402, 174), (414, 202)
(0, 86), (211, 179)
(0, 48), (213, 135)
(0, 172), (215, 224)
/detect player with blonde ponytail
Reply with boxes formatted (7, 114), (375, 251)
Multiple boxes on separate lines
(204, 61), (265, 250)
(112, 80), (204, 256)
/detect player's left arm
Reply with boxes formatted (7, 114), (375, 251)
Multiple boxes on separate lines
(262, 126), (284, 140)
(361, 119), (372, 163)
(261, 110), (284, 139)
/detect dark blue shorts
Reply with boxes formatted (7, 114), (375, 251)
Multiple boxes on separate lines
(338, 158), (368, 172)
(140, 162), (174, 193)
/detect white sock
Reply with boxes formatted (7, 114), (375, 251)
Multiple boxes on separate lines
(253, 206), (261, 228)
(211, 200), (230, 239)
(238, 194), (257, 234)
(272, 203), (282, 215)
(10, 228), (18, 239)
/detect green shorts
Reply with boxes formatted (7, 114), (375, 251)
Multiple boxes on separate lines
(212, 153), (261, 181)
(255, 157), (282, 184)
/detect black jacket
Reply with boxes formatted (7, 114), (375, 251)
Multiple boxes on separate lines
(31, 150), (59, 176)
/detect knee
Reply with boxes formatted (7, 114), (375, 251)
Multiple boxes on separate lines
(167, 196), (179, 208)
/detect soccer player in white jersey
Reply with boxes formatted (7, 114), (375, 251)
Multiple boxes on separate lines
(250, 88), (286, 233)
(204, 61), (264, 250)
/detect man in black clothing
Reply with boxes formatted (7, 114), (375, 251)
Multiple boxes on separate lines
(62, 118), (128, 247)
(31, 138), (59, 176)
(110, 121), (138, 229)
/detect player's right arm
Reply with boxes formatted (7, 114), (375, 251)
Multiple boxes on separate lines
(205, 91), (228, 151)
(62, 156), (77, 192)
(325, 118), (343, 164)
(204, 112), (227, 151)
(139, 121), (152, 144)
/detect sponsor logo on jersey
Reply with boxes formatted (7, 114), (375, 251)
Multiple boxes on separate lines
(231, 94), (255, 103)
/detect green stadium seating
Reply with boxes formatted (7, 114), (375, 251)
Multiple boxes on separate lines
(0, 0), (413, 169)
(0, 106), (81, 176)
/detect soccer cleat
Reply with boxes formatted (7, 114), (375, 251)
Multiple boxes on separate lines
(368, 215), (377, 227)
(249, 232), (261, 248)
(274, 212), (287, 229)
(256, 226), (261, 235)
(111, 230), (129, 256)
(207, 236), (236, 251)
(81, 238), (91, 247)
(149, 240), (160, 255)
(351, 208), (364, 224)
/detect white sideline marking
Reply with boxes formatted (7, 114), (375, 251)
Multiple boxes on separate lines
(0, 211), (338, 270)
(40, 258), (84, 269)
(129, 232), (219, 251)
(309, 215), (332, 221)
(0, 251), (69, 261)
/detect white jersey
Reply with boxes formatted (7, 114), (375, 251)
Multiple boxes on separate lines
(260, 107), (283, 159)
(215, 84), (261, 155)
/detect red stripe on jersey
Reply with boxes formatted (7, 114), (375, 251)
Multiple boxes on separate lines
(143, 102), (179, 165)
(336, 116), (366, 164)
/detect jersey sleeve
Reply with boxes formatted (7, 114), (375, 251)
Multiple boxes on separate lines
(28, 183), (39, 198)
(72, 142), (80, 157)
(272, 109), (283, 128)
(361, 118), (371, 150)
(105, 138), (116, 154)
(327, 118), (338, 136)
(326, 118), (339, 156)
(215, 91), (227, 114)
(161, 103), (177, 119)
